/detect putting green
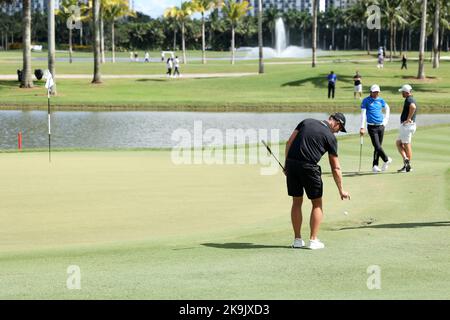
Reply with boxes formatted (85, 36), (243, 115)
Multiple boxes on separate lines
(0, 125), (449, 299)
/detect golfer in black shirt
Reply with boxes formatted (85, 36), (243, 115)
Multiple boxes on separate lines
(285, 113), (350, 250)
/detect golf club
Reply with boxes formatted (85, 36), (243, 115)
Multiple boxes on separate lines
(358, 135), (363, 173)
(261, 140), (285, 172)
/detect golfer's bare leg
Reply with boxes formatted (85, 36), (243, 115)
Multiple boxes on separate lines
(404, 143), (412, 161)
(291, 196), (303, 239)
(396, 139), (407, 160)
(309, 197), (323, 240)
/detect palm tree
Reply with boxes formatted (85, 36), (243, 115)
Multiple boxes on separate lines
(104, 0), (133, 63)
(297, 10), (311, 48)
(92, 0), (102, 83)
(312, 0), (317, 67)
(164, 7), (178, 51)
(57, 0), (80, 64)
(191, 0), (222, 64)
(433, 0), (441, 68)
(380, 0), (407, 61)
(263, 5), (279, 47)
(164, 2), (193, 64)
(21, 0), (33, 88)
(222, 0), (251, 65)
(283, 9), (298, 46)
(325, 7), (340, 50)
(257, 0), (263, 74)
(418, 0), (428, 79)
(48, 0), (56, 94)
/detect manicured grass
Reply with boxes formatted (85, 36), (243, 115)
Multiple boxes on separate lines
(1, 51), (450, 111)
(0, 125), (449, 299)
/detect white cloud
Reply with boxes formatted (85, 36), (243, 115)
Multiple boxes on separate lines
(134, 0), (181, 18)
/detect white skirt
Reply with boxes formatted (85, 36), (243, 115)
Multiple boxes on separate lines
(354, 84), (362, 92)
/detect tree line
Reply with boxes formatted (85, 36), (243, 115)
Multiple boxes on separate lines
(0, 0), (447, 88)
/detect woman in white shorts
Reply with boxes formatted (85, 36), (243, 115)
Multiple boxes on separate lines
(353, 71), (362, 99)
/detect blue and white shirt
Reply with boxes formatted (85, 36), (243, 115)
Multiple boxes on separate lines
(360, 96), (390, 127)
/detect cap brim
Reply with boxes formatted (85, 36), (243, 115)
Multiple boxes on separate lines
(340, 127), (347, 133)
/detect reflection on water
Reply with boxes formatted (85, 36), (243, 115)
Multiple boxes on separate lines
(1, 110), (449, 149)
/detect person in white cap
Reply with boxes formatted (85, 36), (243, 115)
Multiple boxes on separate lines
(360, 84), (392, 173)
(396, 84), (418, 172)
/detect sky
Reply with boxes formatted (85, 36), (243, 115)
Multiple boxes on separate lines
(134, 0), (182, 18)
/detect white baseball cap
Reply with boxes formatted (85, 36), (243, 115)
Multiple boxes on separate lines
(370, 84), (381, 92)
(399, 84), (413, 93)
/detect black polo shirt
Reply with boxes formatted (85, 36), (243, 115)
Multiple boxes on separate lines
(400, 96), (418, 123)
(287, 119), (338, 164)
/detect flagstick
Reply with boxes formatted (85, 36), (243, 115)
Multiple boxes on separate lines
(47, 88), (51, 163)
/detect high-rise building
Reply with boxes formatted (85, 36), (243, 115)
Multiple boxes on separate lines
(248, 0), (326, 16)
(1, 0), (47, 14)
(325, 0), (356, 10)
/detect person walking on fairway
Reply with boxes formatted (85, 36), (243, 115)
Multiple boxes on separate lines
(360, 84), (392, 173)
(327, 71), (337, 99)
(173, 56), (181, 77)
(144, 51), (150, 63)
(285, 113), (351, 249)
(401, 54), (408, 70)
(166, 57), (173, 77)
(396, 84), (418, 172)
(353, 71), (362, 100)
(377, 54), (384, 69)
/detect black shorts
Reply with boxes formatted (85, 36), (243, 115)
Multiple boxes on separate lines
(286, 159), (323, 199)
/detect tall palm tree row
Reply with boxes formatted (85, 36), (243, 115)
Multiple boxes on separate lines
(191, 0), (222, 64)
(21, 0), (33, 88)
(417, 0), (428, 79)
(164, 1), (194, 64)
(222, 0), (251, 65)
(92, 0), (102, 83)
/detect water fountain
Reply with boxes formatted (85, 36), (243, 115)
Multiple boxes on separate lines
(241, 17), (312, 59)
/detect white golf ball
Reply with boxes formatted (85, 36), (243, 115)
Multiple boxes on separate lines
(343, 211), (349, 216)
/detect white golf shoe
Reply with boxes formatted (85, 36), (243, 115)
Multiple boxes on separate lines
(372, 165), (382, 173)
(292, 238), (306, 249)
(308, 239), (325, 250)
(382, 157), (393, 172)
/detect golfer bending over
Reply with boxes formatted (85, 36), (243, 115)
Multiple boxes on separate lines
(285, 113), (350, 250)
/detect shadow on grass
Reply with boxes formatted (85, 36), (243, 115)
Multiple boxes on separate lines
(281, 74), (355, 88)
(136, 79), (167, 82)
(338, 221), (450, 231)
(323, 171), (403, 177)
(201, 242), (289, 249)
(0, 80), (20, 88)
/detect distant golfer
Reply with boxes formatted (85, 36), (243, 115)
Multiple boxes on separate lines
(396, 84), (418, 172)
(285, 113), (350, 250)
(353, 71), (362, 100)
(173, 56), (181, 77)
(401, 54), (408, 70)
(327, 71), (337, 99)
(144, 51), (150, 63)
(161, 51), (165, 62)
(360, 84), (392, 172)
(166, 58), (173, 77)
(377, 54), (384, 69)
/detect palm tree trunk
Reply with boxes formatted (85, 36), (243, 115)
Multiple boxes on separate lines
(173, 29), (177, 51)
(378, 29), (381, 47)
(332, 25), (335, 49)
(80, 23), (83, 45)
(112, 21), (116, 63)
(417, 0), (427, 79)
(393, 23), (397, 55)
(400, 27), (405, 56)
(182, 22), (187, 64)
(47, 0), (56, 95)
(100, 9), (105, 64)
(69, 28), (73, 64)
(92, 0), (102, 83)
(433, 0), (440, 68)
(231, 24), (235, 65)
(360, 26), (364, 50)
(258, 0), (264, 73)
(408, 28), (412, 51)
(21, 0), (33, 88)
(312, 0), (317, 67)
(367, 30), (370, 55)
(302, 29), (305, 47)
(390, 21), (394, 62)
(201, 12), (206, 64)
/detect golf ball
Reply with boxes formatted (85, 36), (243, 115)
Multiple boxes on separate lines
(344, 211), (349, 216)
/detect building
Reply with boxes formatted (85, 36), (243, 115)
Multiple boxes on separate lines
(325, 0), (356, 10)
(1, 0), (47, 14)
(248, 0), (326, 16)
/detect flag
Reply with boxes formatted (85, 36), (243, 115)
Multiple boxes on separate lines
(44, 69), (54, 91)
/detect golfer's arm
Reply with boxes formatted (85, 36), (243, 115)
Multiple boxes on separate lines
(285, 130), (298, 163)
(383, 103), (390, 125)
(329, 154), (344, 194)
(406, 103), (417, 121)
(360, 109), (366, 129)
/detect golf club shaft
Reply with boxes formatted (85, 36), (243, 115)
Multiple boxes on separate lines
(358, 135), (363, 172)
(48, 94), (51, 163)
(261, 140), (285, 171)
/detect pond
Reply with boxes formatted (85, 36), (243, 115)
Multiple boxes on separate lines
(1, 110), (449, 149)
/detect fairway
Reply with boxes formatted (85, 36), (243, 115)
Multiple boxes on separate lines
(0, 125), (449, 299)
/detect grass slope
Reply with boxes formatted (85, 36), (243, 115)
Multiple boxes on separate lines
(1, 51), (450, 111)
(0, 125), (449, 299)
